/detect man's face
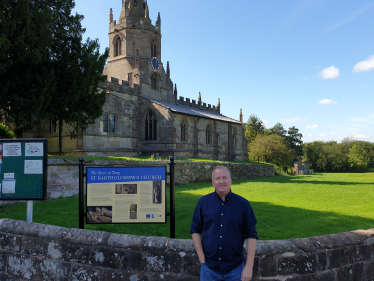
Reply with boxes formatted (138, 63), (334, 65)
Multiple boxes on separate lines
(212, 168), (232, 197)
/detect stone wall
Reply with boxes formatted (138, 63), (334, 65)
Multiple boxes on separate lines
(46, 159), (275, 199)
(0, 219), (373, 280)
(294, 161), (313, 175)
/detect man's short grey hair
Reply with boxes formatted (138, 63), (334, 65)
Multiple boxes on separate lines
(212, 166), (231, 180)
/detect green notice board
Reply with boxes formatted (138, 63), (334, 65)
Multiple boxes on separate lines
(0, 139), (48, 200)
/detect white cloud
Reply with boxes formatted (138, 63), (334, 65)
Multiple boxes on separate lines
(346, 124), (368, 128)
(263, 120), (270, 126)
(301, 77), (309, 81)
(368, 114), (374, 118)
(363, 86), (368, 90)
(354, 135), (370, 139)
(319, 66), (340, 79)
(350, 117), (371, 123)
(307, 134), (312, 137)
(305, 124), (318, 129)
(282, 117), (309, 123)
(318, 99), (338, 105)
(353, 55), (374, 72)
(320, 134), (327, 137)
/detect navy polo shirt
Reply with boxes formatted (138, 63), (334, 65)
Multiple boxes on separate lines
(190, 190), (258, 274)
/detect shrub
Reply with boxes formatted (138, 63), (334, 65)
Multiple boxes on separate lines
(0, 124), (15, 139)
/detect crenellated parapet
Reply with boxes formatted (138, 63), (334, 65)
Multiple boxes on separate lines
(176, 95), (220, 114)
(99, 77), (141, 95)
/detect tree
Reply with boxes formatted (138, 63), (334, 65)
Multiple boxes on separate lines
(243, 114), (265, 145)
(248, 134), (294, 167)
(285, 126), (303, 159)
(0, 0), (109, 155)
(303, 141), (324, 171)
(271, 122), (287, 138)
(348, 144), (369, 172)
(46, 0), (109, 155)
(0, 0), (56, 136)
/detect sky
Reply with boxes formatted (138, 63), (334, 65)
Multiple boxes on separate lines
(73, 0), (374, 143)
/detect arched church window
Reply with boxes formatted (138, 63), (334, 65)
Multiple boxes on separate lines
(151, 38), (157, 58)
(114, 36), (121, 57)
(150, 72), (159, 90)
(206, 124), (212, 145)
(103, 113), (108, 132)
(151, 77), (157, 89)
(181, 118), (188, 142)
(110, 114), (116, 133)
(144, 109), (157, 141)
(233, 127), (237, 148)
(103, 113), (116, 133)
(222, 143), (228, 155)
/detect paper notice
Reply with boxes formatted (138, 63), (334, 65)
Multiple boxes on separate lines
(2, 179), (15, 194)
(4, 173), (14, 179)
(25, 143), (43, 156)
(3, 143), (21, 156)
(24, 160), (43, 174)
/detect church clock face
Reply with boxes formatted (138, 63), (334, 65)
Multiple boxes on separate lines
(151, 57), (160, 71)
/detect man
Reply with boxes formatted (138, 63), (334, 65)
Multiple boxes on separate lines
(190, 166), (258, 281)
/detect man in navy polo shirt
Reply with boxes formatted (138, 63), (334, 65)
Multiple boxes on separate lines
(190, 166), (258, 281)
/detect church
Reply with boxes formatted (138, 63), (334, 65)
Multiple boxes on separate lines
(40, 0), (248, 161)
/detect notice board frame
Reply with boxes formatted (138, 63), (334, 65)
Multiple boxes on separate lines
(0, 138), (48, 201)
(85, 166), (167, 224)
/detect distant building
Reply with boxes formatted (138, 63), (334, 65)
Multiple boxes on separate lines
(36, 0), (248, 160)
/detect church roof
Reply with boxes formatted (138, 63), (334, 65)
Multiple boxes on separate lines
(145, 97), (242, 124)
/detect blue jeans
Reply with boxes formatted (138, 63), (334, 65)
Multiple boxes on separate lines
(200, 262), (244, 281)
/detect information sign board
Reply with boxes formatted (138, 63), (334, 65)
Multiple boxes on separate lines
(0, 139), (48, 200)
(86, 166), (166, 224)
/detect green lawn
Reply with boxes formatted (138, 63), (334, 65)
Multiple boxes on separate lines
(1, 173), (373, 240)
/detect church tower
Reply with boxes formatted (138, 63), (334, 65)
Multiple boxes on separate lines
(104, 0), (173, 101)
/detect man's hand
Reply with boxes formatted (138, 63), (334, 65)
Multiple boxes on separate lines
(191, 233), (205, 264)
(241, 264), (253, 281)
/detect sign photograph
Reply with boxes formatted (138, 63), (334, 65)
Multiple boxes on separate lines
(86, 166), (167, 224)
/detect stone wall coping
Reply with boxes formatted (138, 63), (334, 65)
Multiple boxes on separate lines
(1, 219), (373, 256)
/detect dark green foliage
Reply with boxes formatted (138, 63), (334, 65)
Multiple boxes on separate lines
(0, 0), (56, 135)
(285, 126), (303, 158)
(270, 122), (287, 138)
(0, 0), (109, 153)
(303, 139), (374, 172)
(0, 124), (15, 139)
(46, 0), (109, 154)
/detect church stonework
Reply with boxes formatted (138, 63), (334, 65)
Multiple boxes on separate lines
(43, 0), (248, 161)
